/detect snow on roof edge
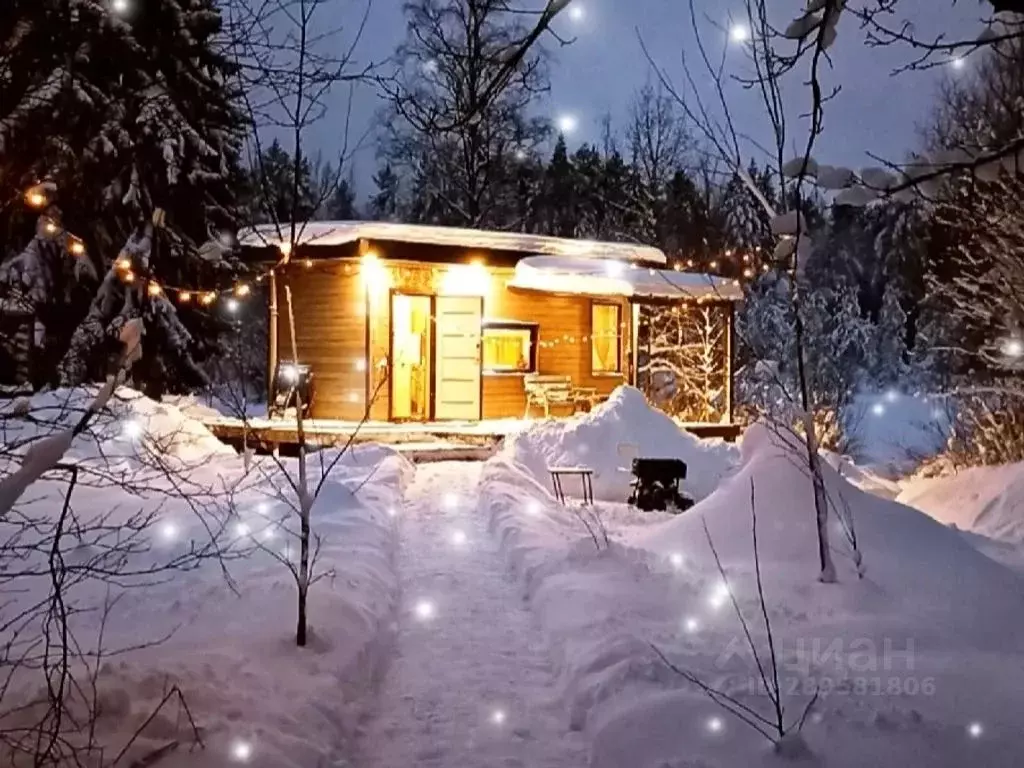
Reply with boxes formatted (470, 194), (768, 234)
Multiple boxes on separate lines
(508, 255), (743, 301)
(236, 221), (668, 265)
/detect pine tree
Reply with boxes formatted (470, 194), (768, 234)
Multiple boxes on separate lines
(369, 164), (401, 222)
(1, 0), (243, 254)
(543, 135), (577, 238)
(245, 140), (316, 225)
(1, 0), (244, 389)
(321, 177), (358, 221)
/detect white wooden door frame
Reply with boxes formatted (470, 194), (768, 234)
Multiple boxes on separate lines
(433, 295), (483, 421)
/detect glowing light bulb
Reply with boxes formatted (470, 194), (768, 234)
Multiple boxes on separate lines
(179, 291), (192, 303)
(230, 739), (252, 762)
(967, 721), (983, 738)
(871, 402), (885, 417)
(354, 357), (367, 372)
(884, 389), (899, 403)
(1001, 337), (1024, 358)
(729, 23), (750, 43)
(26, 191), (48, 208)
(261, 525), (276, 541)
(414, 599), (435, 620)
(950, 56), (966, 71)
(234, 283), (251, 297)
(706, 716), (724, 733)
(683, 616), (699, 634)
(160, 521), (178, 541)
(490, 708), (507, 725)
(234, 522), (250, 538)
(226, 298), (240, 313)
(122, 419), (142, 440)
(669, 552), (684, 569)
(604, 260), (625, 278)
(707, 580), (730, 610)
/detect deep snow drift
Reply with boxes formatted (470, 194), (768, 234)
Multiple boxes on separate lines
(897, 461), (1024, 545)
(480, 420), (1024, 767)
(501, 385), (738, 502)
(1, 389), (412, 767)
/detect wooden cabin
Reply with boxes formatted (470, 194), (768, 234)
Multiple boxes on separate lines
(239, 222), (742, 439)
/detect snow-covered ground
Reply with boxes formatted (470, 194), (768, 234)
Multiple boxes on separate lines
(480, 408), (1024, 766)
(355, 462), (586, 767)
(501, 386), (738, 503)
(5, 385), (1024, 767)
(1, 389), (411, 767)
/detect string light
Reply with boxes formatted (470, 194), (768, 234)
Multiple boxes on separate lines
(25, 189), (48, 208)
(179, 291), (192, 303)
(201, 292), (217, 306)
(235, 283), (251, 297)
(226, 298), (240, 313)
(304, 259), (313, 268)
(147, 282), (162, 297)
(122, 270), (136, 284)
(116, 256), (132, 270)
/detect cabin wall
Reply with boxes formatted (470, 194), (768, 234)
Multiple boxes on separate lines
(274, 261), (367, 421)
(277, 253), (632, 421)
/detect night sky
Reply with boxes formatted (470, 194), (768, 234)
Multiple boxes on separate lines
(310, 0), (981, 198)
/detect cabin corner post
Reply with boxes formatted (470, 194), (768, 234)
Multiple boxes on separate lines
(726, 301), (735, 425)
(267, 268), (279, 416)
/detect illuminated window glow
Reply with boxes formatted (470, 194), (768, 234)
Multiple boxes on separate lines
(482, 321), (537, 373)
(591, 302), (621, 373)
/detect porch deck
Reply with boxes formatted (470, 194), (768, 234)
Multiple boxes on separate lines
(200, 415), (741, 454)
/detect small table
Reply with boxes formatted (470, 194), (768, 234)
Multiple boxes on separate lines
(549, 466), (594, 505)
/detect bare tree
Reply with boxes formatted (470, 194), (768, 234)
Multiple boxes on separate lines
(377, 0), (563, 228)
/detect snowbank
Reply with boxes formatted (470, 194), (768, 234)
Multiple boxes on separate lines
(2, 386), (232, 465)
(500, 386), (738, 502)
(479, 421), (1024, 768)
(897, 461), (1024, 545)
(1, 387), (413, 767)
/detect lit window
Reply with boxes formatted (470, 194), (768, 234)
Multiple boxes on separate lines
(482, 322), (537, 373)
(591, 302), (621, 373)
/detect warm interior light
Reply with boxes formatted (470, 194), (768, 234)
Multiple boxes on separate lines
(361, 252), (390, 293)
(440, 262), (489, 296)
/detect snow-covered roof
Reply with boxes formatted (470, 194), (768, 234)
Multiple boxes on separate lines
(237, 221), (667, 265)
(507, 256), (742, 302)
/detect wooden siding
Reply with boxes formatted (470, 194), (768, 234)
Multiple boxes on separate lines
(274, 261), (367, 421)
(278, 255), (632, 421)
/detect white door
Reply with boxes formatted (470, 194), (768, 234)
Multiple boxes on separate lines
(434, 296), (482, 421)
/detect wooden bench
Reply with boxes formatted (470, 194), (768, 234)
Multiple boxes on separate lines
(523, 374), (600, 418)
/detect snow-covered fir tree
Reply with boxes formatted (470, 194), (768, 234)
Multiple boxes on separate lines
(1, 0), (243, 253)
(243, 139), (317, 225)
(1, 0), (244, 388)
(59, 215), (208, 394)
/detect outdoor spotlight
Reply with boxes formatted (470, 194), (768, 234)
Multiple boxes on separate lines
(272, 360), (314, 418)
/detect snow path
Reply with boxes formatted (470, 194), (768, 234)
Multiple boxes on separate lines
(356, 461), (586, 768)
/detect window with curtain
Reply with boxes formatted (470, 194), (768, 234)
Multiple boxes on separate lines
(482, 322), (537, 372)
(591, 302), (621, 373)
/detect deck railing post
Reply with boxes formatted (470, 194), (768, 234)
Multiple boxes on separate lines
(267, 269), (279, 416)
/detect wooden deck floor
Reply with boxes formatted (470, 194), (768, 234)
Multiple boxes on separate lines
(201, 415), (740, 454)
